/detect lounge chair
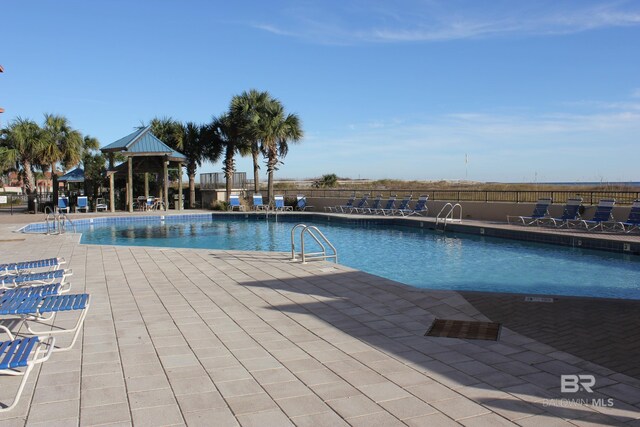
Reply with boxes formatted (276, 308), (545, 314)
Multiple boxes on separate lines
(0, 336), (55, 412)
(274, 195), (293, 211)
(75, 196), (89, 213)
(375, 196), (397, 215)
(393, 195), (413, 216)
(326, 195), (355, 213)
(95, 198), (108, 212)
(252, 193), (268, 211)
(356, 195), (382, 214)
(228, 194), (244, 211)
(400, 195), (429, 216)
(507, 198), (553, 226)
(57, 196), (69, 214)
(348, 194), (370, 213)
(0, 292), (90, 352)
(0, 258), (65, 276)
(538, 198), (583, 228)
(0, 269), (73, 290)
(607, 200), (640, 233)
(296, 195), (313, 211)
(569, 199), (615, 231)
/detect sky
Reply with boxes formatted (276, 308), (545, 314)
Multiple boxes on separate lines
(2, 0), (639, 183)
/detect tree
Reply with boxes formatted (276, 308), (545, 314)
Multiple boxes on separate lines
(230, 89), (271, 194)
(0, 117), (44, 195)
(41, 113), (83, 204)
(253, 97), (303, 204)
(180, 122), (211, 208)
(205, 113), (248, 202)
(314, 173), (338, 188)
(81, 136), (105, 199)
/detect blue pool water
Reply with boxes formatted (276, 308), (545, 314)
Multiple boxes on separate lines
(78, 217), (640, 300)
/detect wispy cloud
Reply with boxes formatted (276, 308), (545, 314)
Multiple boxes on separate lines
(250, 1), (640, 44)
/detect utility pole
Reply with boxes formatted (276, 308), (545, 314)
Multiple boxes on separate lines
(0, 64), (4, 122)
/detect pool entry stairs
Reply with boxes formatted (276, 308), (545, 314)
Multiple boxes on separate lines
(290, 224), (338, 264)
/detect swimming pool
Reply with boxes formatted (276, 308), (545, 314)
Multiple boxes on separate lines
(73, 215), (640, 300)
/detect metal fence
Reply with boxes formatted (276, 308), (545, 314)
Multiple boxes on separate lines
(200, 172), (247, 190)
(278, 189), (640, 205)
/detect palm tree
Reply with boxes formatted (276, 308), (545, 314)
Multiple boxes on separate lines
(254, 98), (303, 204)
(0, 117), (44, 195)
(230, 89), (271, 194)
(206, 113), (248, 202)
(180, 122), (210, 208)
(41, 113), (83, 204)
(149, 117), (183, 150)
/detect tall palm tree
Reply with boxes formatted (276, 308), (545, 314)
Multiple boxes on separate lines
(41, 113), (83, 204)
(230, 89), (270, 194)
(180, 122), (210, 208)
(254, 98), (303, 204)
(149, 117), (183, 150)
(206, 113), (248, 202)
(0, 118), (44, 195)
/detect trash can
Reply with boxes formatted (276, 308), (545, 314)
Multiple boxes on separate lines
(173, 194), (183, 210)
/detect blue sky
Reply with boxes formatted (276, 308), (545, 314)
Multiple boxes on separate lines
(2, 0), (639, 182)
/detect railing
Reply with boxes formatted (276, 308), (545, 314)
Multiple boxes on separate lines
(290, 224), (338, 264)
(44, 207), (75, 235)
(278, 189), (640, 205)
(436, 203), (462, 231)
(200, 172), (247, 190)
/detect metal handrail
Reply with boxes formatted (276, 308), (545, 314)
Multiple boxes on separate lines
(436, 203), (462, 230)
(290, 224), (338, 264)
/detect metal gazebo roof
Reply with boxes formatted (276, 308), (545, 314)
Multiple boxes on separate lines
(101, 126), (186, 161)
(58, 167), (84, 183)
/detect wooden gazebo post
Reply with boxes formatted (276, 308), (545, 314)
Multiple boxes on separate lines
(178, 162), (183, 211)
(163, 157), (169, 212)
(128, 157), (133, 213)
(109, 173), (115, 213)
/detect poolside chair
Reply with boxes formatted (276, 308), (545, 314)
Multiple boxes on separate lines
(0, 336), (55, 412)
(228, 194), (244, 211)
(356, 194), (382, 214)
(326, 194), (355, 213)
(0, 292), (90, 353)
(57, 196), (69, 214)
(538, 198), (583, 228)
(296, 195), (313, 211)
(393, 195), (413, 216)
(400, 195), (429, 217)
(569, 199), (615, 231)
(507, 198), (553, 226)
(95, 198), (108, 212)
(274, 195), (293, 211)
(375, 196), (397, 215)
(348, 193), (370, 213)
(0, 269), (72, 290)
(0, 258), (65, 276)
(75, 196), (89, 213)
(606, 200), (640, 233)
(252, 193), (268, 211)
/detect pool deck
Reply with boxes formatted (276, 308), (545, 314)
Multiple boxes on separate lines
(0, 211), (639, 426)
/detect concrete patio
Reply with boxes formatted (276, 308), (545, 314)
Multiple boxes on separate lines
(0, 214), (639, 426)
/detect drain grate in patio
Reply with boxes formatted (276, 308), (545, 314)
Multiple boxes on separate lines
(425, 319), (501, 341)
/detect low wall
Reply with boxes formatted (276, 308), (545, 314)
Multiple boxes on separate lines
(307, 197), (633, 223)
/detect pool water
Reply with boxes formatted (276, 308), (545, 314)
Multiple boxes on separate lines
(79, 217), (640, 300)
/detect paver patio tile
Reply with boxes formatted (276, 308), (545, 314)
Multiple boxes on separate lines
(290, 410), (349, 427)
(482, 397), (545, 421)
(459, 413), (518, 426)
(128, 388), (177, 410)
(236, 408), (294, 427)
(276, 394), (331, 418)
(125, 374), (171, 392)
(345, 411), (401, 427)
(80, 402), (130, 426)
(81, 385), (127, 408)
(217, 378), (265, 398)
(430, 397), (491, 420)
(31, 383), (80, 405)
(326, 394), (383, 419)
(598, 382), (640, 405)
(404, 413), (460, 427)
(295, 368), (342, 386)
(251, 368), (298, 385)
(515, 414), (577, 426)
(131, 404), (184, 426)
(311, 381), (361, 401)
(262, 380), (314, 400)
(176, 390), (227, 413)
(379, 396), (437, 420)
(226, 392), (279, 415)
(357, 382), (412, 402)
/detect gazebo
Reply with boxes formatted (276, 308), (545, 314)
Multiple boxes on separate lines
(101, 126), (186, 213)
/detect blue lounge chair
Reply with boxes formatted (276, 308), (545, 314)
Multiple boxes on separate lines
(400, 195), (429, 216)
(0, 269), (73, 290)
(296, 195), (313, 211)
(538, 198), (583, 228)
(75, 196), (89, 213)
(608, 200), (640, 233)
(0, 258), (65, 276)
(393, 195), (413, 216)
(252, 193), (268, 211)
(375, 196), (397, 215)
(274, 195), (293, 211)
(356, 195), (382, 214)
(57, 196), (69, 214)
(0, 292), (90, 353)
(0, 336), (55, 412)
(507, 198), (553, 226)
(326, 194), (355, 213)
(228, 194), (244, 211)
(348, 194), (370, 213)
(569, 199), (615, 231)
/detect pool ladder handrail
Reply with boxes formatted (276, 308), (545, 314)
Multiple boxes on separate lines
(435, 203), (462, 231)
(44, 207), (76, 235)
(290, 224), (338, 264)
